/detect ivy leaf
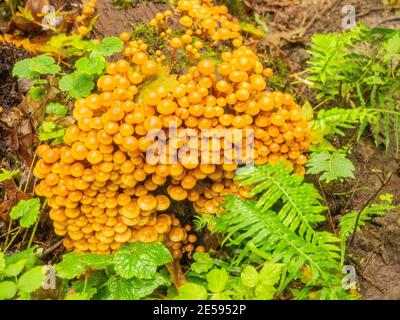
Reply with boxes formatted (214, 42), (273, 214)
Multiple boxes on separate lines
(91, 37), (124, 56)
(17, 266), (45, 293)
(113, 242), (172, 279)
(240, 265), (259, 288)
(0, 169), (20, 183)
(55, 253), (86, 279)
(0, 281), (18, 300)
(9, 198), (41, 228)
(4, 259), (26, 277)
(175, 283), (208, 300)
(12, 55), (60, 79)
(207, 268), (229, 293)
(59, 72), (94, 98)
(306, 149), (355, 183)
(75, 51), (106, 75)
(191, 252), (214, 274)
(45, 103), (68, 117)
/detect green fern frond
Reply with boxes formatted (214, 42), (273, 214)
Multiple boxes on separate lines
(234, 163), (332, 244)
(217, 196), (340, 285)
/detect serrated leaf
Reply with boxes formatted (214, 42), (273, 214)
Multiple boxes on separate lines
(59, 72), (94, 98)
(240, 265), (259, 288)
(45, 103), (68, 116)
(91, 37), (124, 56)
(81, 253), (114, 269)
(12, 55), (60, 79)
(175, 283), (208, 300)
(75, 51), (106, 75)
(5, 246), (38, 270)
(55, 253), (86, 279)
(254, 283), (275, 300)
(0, 281), (18, 300)
(113, 242), (172, 279)
(42, 33), (90, 57)
(259, 262), (283, 287)
(9, 198), (41, 228)
(0, 169), (20, 183)
(191, 252), (214, 273)
(306, 149), (355, 183)
(4, 259), (26, 277)
(17, 266), (45, 293)
(207, 268), (229, 293)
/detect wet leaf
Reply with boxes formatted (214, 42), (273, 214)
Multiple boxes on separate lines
(59, 72), (94, 98)
(9, 198), (41, 228)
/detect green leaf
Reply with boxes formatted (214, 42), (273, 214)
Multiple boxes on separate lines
(240, 265), (259, 288)
(0, 253), (5, 272)
(91, 37), (124, 56)
(5, 246), (38, 270)
(45, 103), (68, 117)
(207, 268), (229, 293)
(4, 259), (26, 277)
(59, 72), (94, 98)
(81, 253), (114, 269)
(254, 283), (276, 300)
(65, 292), (94, 300)
(240, 21), (265, 37)
(75, 51), (106, 75)
(0, 169), (20, 183)
(113, 242), (172, 279)
(0, 281), (18, 300)
(29, 86), (45, 101)
(175, 283), (208, 300)
(191, 252), (214, 273)
(12, 55), (60, 79)
(259, 262), (283, 287)
(104, 272), (170, 300)
(9, 198), (41, 228)
(306, 149), (355, 183)
(17, 266), (45, 293)
(55, 253), (86, 279)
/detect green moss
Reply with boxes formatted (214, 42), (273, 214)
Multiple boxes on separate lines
(130, 23), (165, 54)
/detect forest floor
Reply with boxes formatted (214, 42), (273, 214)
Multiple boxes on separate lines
(0, 0), (399, 299)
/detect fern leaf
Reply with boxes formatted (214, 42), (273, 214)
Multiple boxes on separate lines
(217, 196), (340, 285)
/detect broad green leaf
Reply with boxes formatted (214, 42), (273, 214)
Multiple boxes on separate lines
(191, 252), (214, 274)
(210, 292), (232, 300)
(12, 55), (60, 79)
(5, 246), (38, 270)
(113, 242), (172, 279)
(207, 268), (229, 293)
(259, 262), (283, 287)
(55, 253), (86, 279)
(45, 103), (68, 116)
(175, 283), (208, 300)
(0, 252), (5, 271)
(4, 259), (26, 277)
(306, 149), (355, 183)
(29, 86), (45, 101)
(59, 72), (94, 98)
(302, 100), (314, 121)
(254, 283), (275, 300)
(75, 51), (106, 75)
(0, 169), (20, 183)
(91, 37), (124, 56)
(240, 265), (259, 288)
(42, 33), (90, 57)
(0, 281), (18, 300)
(9, 198), (41, 228)
(104, 272), (170, 300)
(17, 266), (45, 293)
(81, 253), (114, 269)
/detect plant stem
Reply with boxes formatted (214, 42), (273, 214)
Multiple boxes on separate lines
(27, 199), (47, 249)
(4, 228), (21, 252)
(3, 218), (14, 251)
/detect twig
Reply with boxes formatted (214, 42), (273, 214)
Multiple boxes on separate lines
(43, 239), (64, 256)
(349, 171), (393, 244)
(317, 179), (336, 234)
